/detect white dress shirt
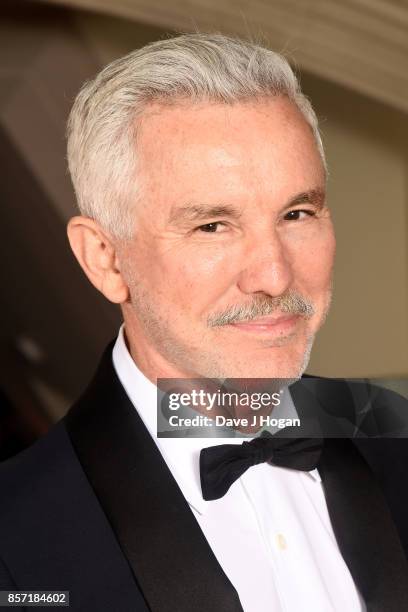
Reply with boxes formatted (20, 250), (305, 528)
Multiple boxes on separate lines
(112, 326), (365, 612)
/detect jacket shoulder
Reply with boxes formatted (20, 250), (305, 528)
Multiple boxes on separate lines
(0, 420), (139, 609)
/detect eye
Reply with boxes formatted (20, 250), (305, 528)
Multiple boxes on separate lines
(196, 222), (224, 233)
(284, 209), (316, 221)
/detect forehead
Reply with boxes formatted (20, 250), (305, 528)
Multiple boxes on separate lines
(135, 97), (325, 207)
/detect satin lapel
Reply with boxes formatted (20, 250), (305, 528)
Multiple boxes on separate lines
(319, 438), (408, 611)
(65, 345), (243, 612)
(290, 376), (358, 437)
(291, 379), (408, 610)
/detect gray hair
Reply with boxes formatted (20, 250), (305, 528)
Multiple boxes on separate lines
(67, 33), (325, 238)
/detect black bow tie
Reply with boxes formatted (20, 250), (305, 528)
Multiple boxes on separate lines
(200, 429), (323, 501)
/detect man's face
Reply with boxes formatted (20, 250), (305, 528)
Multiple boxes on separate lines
(120, 97), (335, 380)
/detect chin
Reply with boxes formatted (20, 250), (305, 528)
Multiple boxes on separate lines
(228, 363), (304, 382)
(204, 338), (314, 383)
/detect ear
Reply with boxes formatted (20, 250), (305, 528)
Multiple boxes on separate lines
(67, 216), (129, 304)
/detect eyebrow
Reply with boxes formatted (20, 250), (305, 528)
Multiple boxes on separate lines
(285, 188), (326, 209)
(168, 204), (242, 224)
(168, 188), (326, 225)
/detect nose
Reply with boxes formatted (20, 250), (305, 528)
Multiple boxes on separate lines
(237, 230), (294, 297)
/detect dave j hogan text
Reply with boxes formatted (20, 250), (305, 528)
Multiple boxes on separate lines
(167, 414), (300, 429)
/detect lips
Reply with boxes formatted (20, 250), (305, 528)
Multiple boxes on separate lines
(228, 314), (301, 333)
(233, 314), (298, 325)
(239, 314), (296, 324)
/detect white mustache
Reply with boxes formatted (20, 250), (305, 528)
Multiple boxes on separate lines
(207, 292), (315, 327)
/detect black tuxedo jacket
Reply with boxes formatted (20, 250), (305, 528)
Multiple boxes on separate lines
(1, 344), (408, 612)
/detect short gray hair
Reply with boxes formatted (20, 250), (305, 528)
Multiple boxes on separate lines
(67, 33), (325, 238)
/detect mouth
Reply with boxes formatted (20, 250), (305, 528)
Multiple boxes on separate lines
(227, 314), (301, 335)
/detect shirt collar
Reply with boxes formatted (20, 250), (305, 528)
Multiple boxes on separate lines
(112, 324), (321, 515)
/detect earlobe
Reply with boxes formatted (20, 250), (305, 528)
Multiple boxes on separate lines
(67, 216), (129, 304)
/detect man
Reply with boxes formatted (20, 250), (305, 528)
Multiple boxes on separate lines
(1, 33), (408, 612)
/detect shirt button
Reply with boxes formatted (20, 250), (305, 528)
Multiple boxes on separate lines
(276, 533), (287, 550)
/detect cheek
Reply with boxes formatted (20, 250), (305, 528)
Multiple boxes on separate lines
(145, 242), (239, 310)
(289, 228), (336, 295)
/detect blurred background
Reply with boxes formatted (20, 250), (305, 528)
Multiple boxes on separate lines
(0, 0), (407, 459)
